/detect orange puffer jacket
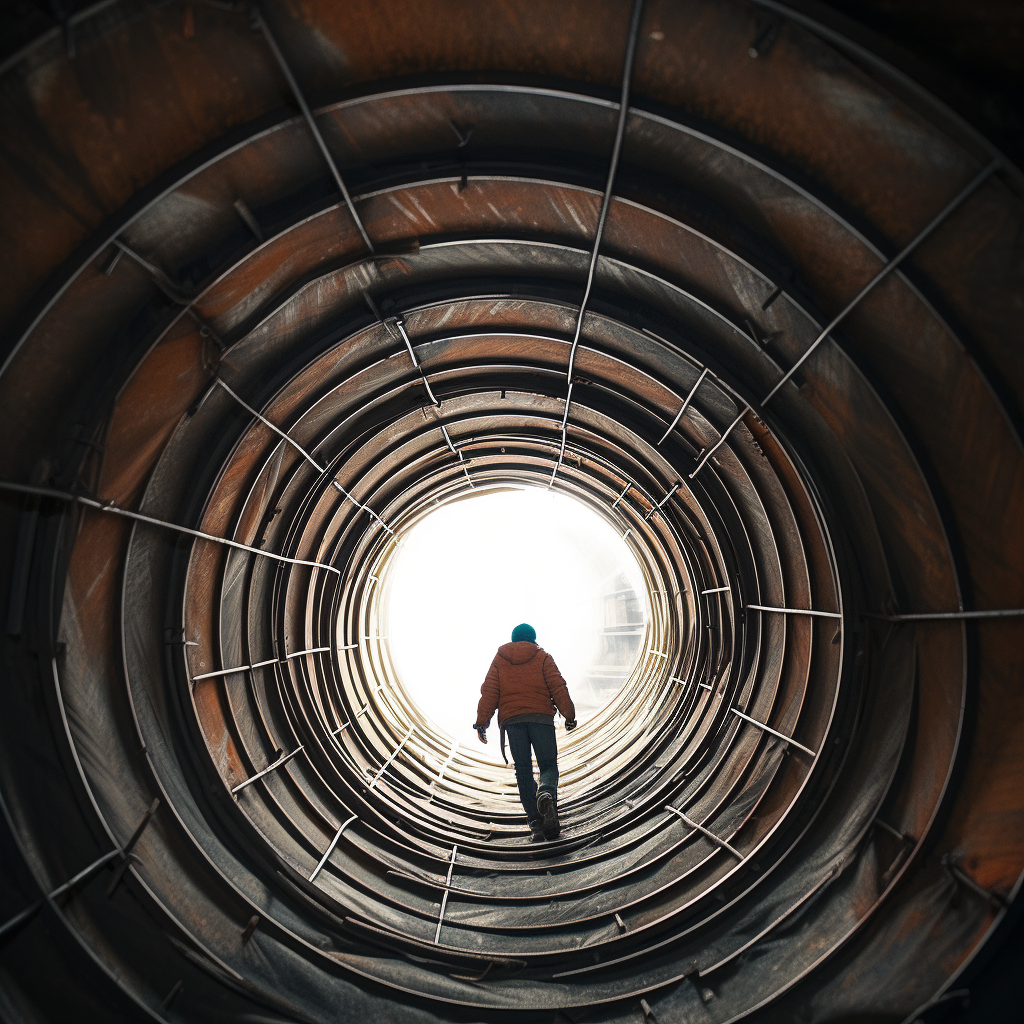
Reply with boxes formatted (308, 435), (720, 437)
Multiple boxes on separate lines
(475, 641), (575, 727)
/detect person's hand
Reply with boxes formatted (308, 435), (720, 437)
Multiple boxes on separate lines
(565, 719), (577, 733)
(474, 724), (488, 744)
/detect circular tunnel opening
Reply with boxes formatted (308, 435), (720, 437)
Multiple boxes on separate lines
(382, 486), (650, 749)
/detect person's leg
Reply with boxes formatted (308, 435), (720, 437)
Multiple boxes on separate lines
(504, 723), (538, 821)
(530, 721), (559, 796)
(529, 722), (560, 836)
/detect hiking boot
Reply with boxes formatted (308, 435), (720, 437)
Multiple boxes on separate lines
(528, 817), (546, 842)
(536, 790), (560, 839)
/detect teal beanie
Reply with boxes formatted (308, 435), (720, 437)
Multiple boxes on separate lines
(511, 623), (537, 643)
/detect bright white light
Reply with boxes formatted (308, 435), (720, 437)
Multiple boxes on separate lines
(384, 487), (647, 758)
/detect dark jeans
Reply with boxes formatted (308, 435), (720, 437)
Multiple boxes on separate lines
(504, 721), (558, 820)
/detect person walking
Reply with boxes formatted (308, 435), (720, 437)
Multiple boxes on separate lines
(473, 623), (576, 841)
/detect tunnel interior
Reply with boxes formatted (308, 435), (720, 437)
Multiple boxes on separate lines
(380, 487), (651, 738)
(0, 2), (1022, 1023)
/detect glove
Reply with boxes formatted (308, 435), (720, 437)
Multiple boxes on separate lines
(473, 723), (488, 744)
(565, 719), (577, 732)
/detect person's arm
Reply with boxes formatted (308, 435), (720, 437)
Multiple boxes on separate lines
(542, 654), (576, 725)
(474, 656), (501, 741)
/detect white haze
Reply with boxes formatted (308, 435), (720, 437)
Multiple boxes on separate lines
(384, 487), (646, 761)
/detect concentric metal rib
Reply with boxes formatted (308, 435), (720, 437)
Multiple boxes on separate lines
(0, 2), (1020, 1020)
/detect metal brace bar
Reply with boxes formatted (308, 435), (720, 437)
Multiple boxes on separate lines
(194, 655), (302, 682)
(558, 380), (575, 436)
(439, 421), (461, 459)
(429, 740), (460, 797)
(252, 8), (374, 253)
(611, 481), (632, 510)
(233, 198), (264, 242)
(161, 980), (183, 1010)
(0, 481), (341, 576)
(433, 845), (459, 943)
(395, 319), (440, 406)
(112, 240), (190, 303)
(565, 0), (645, 385)
(762, 161), (998, 406)
(232, 746), (304, 794)
(105, 854), (140, 899)
(644, 482), (680, 520)
(664, 804), (741, 859)
(110, 242), (227, 352)
(689, 406), (749, 479)
(549, 385), (574, 487)
(192, 647), (330, 682)
(702, 586), (731, 594)
(369, 727), (414, 789)
(437, 419), (475, 489)
(0, 846), (124, 938)
(657, 367), (710, 445)
(0, 901), (43, 940)
(874, 817), (913, 843)
(103, 246), (123, 275)
(122, 798), (160, 857)
(241, 914), (260, 944)
(746, 603), (841, 619)
(942, 856), (1008, 907)
(215, 378), (393, 534)
(867, 608), (1024, 621)
(51, 848), (123, 898)
(731, 707), (817, 757)
(309, 813), (358, 882)
(552, 0), (645, 483)
(363, 291), (394, 334)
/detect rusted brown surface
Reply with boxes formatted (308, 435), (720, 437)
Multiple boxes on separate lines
(0, 0), (1021, 1021)
(97, 323), (212, 503)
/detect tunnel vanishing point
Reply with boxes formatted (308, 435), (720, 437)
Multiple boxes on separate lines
(0, 1), (1022, 1022)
